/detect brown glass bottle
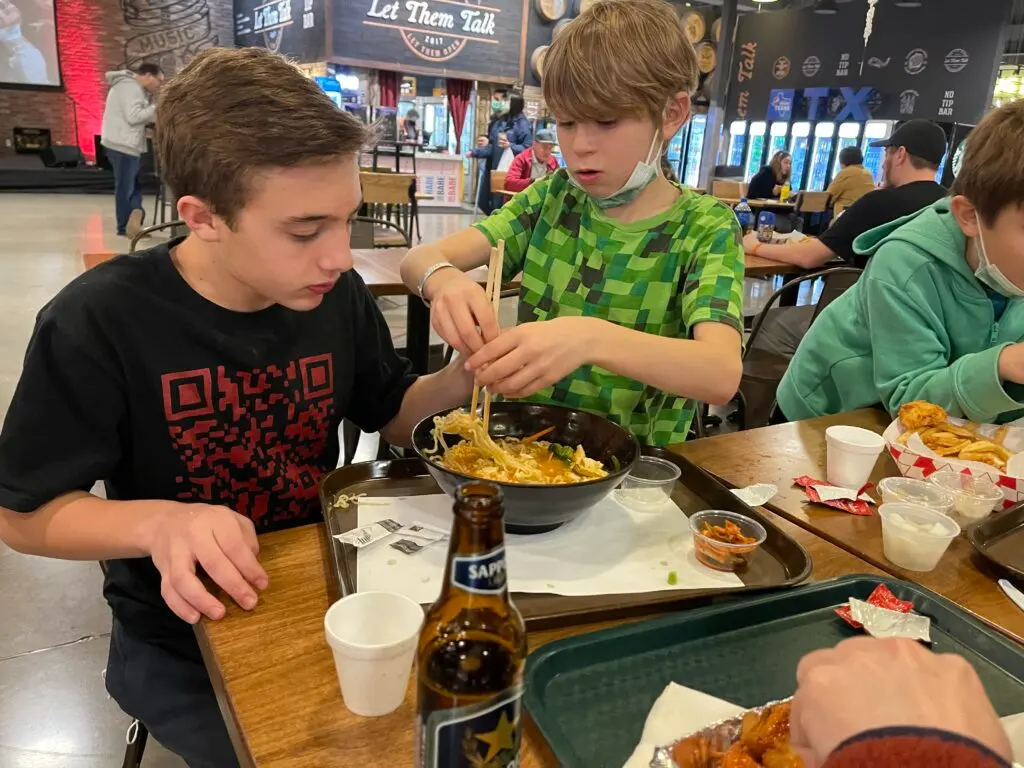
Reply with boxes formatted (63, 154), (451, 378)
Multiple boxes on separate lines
(415, 482), (527, 768)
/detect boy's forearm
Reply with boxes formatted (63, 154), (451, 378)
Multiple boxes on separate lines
(755, 239), (835, 270)
(587, 320), (742, 405)
(0, 491), (169, 561)
(399, 229), (493, 294)
(380, 364), (471, 447)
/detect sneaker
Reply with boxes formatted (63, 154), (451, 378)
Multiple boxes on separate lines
(126, 209), (145, 239)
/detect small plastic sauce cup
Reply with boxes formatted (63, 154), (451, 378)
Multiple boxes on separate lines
(690, 510), (767, 572)
(878, 502), (960, 572)
(927, 471), (1003, 522)
(877, 477), (954, 515)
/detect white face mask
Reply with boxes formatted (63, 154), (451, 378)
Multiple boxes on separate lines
(974, 225), (1024, 299)
(569, 130), (663, 210)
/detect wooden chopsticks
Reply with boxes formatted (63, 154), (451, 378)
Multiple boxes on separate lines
(470, 240), (505, 433)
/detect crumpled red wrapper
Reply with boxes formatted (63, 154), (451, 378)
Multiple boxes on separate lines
(793, 475), (874, 516)
(836, 584), (913, 628)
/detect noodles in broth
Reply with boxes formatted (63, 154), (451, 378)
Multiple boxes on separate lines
(427, 409), (610, 485)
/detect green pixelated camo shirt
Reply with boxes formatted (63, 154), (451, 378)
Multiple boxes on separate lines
(474, 169), (744, 446)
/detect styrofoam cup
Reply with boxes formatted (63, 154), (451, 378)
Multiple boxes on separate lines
(825, 425), (886, 490)
(324, 591), (424, 717)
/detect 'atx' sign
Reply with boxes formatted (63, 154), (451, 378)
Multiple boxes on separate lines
(767, 86), (877, 122)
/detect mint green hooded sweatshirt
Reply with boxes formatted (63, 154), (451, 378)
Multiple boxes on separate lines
(777, 199), (1024, 423)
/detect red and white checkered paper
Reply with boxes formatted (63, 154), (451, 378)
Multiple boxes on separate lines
(883, 417), (1021, 510)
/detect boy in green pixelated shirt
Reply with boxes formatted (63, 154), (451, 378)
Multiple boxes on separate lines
(400, 0), (744, 446)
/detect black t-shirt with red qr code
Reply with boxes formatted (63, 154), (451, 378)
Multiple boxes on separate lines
(0, 239), (416, 658)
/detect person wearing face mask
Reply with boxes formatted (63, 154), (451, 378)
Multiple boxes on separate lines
(467, 89), (534, 214)
(777, 101), (1024, 424)
(401, 0), (744, 447)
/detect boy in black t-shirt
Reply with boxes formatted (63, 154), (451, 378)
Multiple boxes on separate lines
(0, 48), (472, 767)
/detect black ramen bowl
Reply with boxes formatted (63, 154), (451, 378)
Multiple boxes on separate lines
(411, 402), (640, 534)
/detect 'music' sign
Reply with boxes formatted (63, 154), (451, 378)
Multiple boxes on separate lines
(334, 0), (526, 82)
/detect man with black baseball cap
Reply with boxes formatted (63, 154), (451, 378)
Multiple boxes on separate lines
(741, 118), (948, 358)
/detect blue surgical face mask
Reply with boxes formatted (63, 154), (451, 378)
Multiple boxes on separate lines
(569, 130), (663, 210)
(974, 225), (1024, 299)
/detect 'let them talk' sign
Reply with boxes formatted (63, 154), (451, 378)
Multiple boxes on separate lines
(333, 0), (526, 82)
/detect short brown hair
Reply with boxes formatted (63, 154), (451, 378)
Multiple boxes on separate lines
(542, 0), (699, 122)
(156, 47), (369, 225)
(951, 101), (1024, 225)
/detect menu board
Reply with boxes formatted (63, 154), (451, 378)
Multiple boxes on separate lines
(234, 0), (326, 62)
(331, 0), (526, 82)
(726, 0), (1012, 124)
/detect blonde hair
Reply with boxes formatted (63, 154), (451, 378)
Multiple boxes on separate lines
(542, 0), (699, 122)
(156, 47), (369, 226)
(951, 101), (1024, 225)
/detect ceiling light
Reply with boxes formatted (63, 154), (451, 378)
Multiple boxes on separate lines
(751, 0), (780, 4)
(895, 0), (923, 7)
(813, 0), (838, 14)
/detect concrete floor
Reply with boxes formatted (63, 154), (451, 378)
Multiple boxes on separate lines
(0, 192), (776, 766)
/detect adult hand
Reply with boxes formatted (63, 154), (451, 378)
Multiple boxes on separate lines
(427, 268), (501, 356)
(467, 317), (597, 399)
(498, 136), (511, 150)
(742, 231), (761, 254)
(791, 637), (1011, 768)
(147, 503), (268, 624)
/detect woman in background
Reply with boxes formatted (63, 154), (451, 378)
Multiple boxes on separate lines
(827, 146), (876, 216)
(467, 91), (534, 214)
(747, 150), (791, 200)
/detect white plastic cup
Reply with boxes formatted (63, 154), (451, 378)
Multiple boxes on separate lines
(324, 591), (424, 717)
(825, 425), (886, 490)
(878, 502), (960, 572)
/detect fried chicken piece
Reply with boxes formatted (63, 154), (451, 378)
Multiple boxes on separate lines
(670, 736), (715, 768)
(721, 743), (761, 768)
(763, 746), (805, 768)
(740, 702), (791, 757)
(899, 401), (948, 431)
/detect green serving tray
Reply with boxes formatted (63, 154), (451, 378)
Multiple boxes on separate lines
(524, 575), (1024, 768)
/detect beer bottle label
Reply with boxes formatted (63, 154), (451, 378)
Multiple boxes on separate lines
(419, 686), (522, 768)
(450, 545), (507, 595)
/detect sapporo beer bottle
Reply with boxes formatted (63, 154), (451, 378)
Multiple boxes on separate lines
(416, 481), (527, 768)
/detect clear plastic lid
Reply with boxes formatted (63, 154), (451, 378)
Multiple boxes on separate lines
(877, 477), (954, 511)
(927, 471), (1002, 501)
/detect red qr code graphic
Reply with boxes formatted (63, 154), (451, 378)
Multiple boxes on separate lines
(163, 355), (336, 529)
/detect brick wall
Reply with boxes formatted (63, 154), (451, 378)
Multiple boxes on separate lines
(0, 0), (234, 159)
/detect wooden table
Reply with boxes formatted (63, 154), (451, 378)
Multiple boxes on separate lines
(744, 253), (802, 278)
(197, 510), (883, 768)
(717, 197), (796, 211)
(675, 410), (1024, 643)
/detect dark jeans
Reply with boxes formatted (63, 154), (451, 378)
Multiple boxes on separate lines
(106, 620), (239, 768)
(107, 148), (143, 234)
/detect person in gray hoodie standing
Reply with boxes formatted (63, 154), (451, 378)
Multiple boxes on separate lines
(101, 63), (163, 238)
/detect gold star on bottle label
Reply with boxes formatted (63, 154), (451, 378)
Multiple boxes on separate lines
(475, 710), (518, 763)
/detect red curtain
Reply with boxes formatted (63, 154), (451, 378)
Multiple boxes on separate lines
(378, 70), (399, 108)
(446, 78), (473, 154)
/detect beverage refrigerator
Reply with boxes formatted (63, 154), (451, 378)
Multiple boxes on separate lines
(788, 121), (812, 191)
(743, 121), (768, 181)
(861, 120), (894, 185)
(726, 120), (747, 168)
(830, 121), (863, 182)
(807, 122), (835, 192)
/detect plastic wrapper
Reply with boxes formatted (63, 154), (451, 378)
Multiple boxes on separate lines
(649, 699), (801, 768)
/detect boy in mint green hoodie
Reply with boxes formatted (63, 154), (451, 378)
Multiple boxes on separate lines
(778, 101), (1024, 424)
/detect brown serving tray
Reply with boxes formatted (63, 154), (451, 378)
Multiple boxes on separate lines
(968, 503), (1024, 580)
(317, 450), (812, 630)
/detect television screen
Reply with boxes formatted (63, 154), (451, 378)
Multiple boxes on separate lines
(0, 0), (60, 86)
